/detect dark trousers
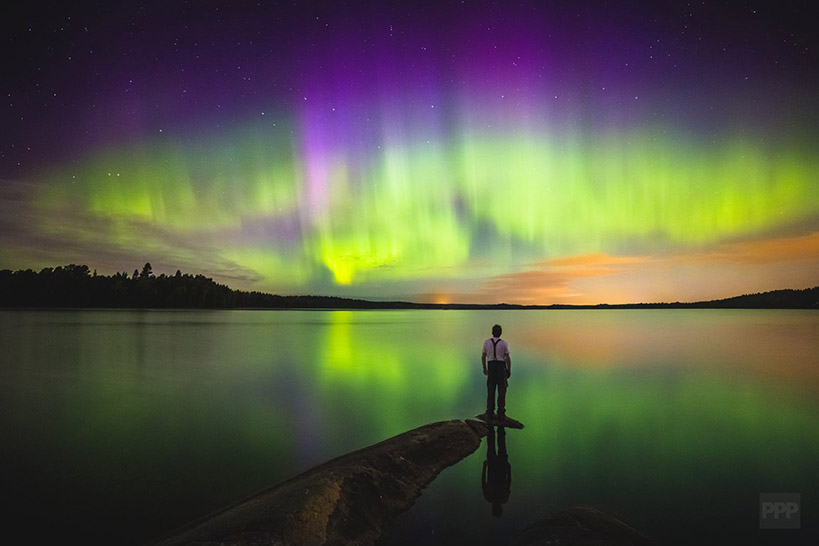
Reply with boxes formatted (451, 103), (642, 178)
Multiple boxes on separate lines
(486, 360), (507, 415)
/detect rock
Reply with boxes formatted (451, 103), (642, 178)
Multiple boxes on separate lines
(151, 419), (487, 546)
(508, 506), (655, 546)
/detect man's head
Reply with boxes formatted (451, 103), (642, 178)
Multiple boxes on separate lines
(492, 324), (502, 337)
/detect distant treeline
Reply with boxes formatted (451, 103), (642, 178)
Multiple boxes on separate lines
(680, 286), (819, 309)
(0, 264), (817, 309)
(0, 263), (405, 309)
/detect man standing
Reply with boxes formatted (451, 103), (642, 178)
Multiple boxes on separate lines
(482, 324), (511, 420)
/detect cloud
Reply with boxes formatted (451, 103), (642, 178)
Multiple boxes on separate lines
(464, 231), (819, 305)
(471, 253), (644, 304)
(675, 231), (819, 265)
(541, 253), (648, 268)
(0, 188), (268, 286)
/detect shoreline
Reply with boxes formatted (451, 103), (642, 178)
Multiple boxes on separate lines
(2, 304), (818, 312)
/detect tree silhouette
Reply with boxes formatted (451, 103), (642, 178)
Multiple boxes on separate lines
(0, 264), (817, 309)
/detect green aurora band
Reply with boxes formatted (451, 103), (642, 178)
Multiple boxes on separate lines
(4, 0), (819, 304)
(35, 120), (819, 294)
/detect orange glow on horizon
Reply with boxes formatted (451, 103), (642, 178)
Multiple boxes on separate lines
(464, 233), (819, 305)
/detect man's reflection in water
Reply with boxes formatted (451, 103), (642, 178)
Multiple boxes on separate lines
(482, 425), (511, 517)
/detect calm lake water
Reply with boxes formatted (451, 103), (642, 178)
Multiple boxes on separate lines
(1, 309), (817, 545)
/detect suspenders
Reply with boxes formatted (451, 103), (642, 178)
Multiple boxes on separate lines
(491, 338), (501, 361)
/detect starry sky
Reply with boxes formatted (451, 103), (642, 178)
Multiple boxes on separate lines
(1, 0), (818, 304)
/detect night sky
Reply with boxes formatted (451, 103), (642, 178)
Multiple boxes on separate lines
(2, 0), (818, 304)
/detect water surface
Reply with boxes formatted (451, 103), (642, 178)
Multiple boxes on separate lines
(1, 309), (817, 545)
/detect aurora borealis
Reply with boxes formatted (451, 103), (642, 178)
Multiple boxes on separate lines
(2, 1), (818, 304)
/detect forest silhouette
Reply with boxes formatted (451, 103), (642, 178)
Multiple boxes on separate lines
(0, 263), (817, 309)
(0, 263), (389, 309)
